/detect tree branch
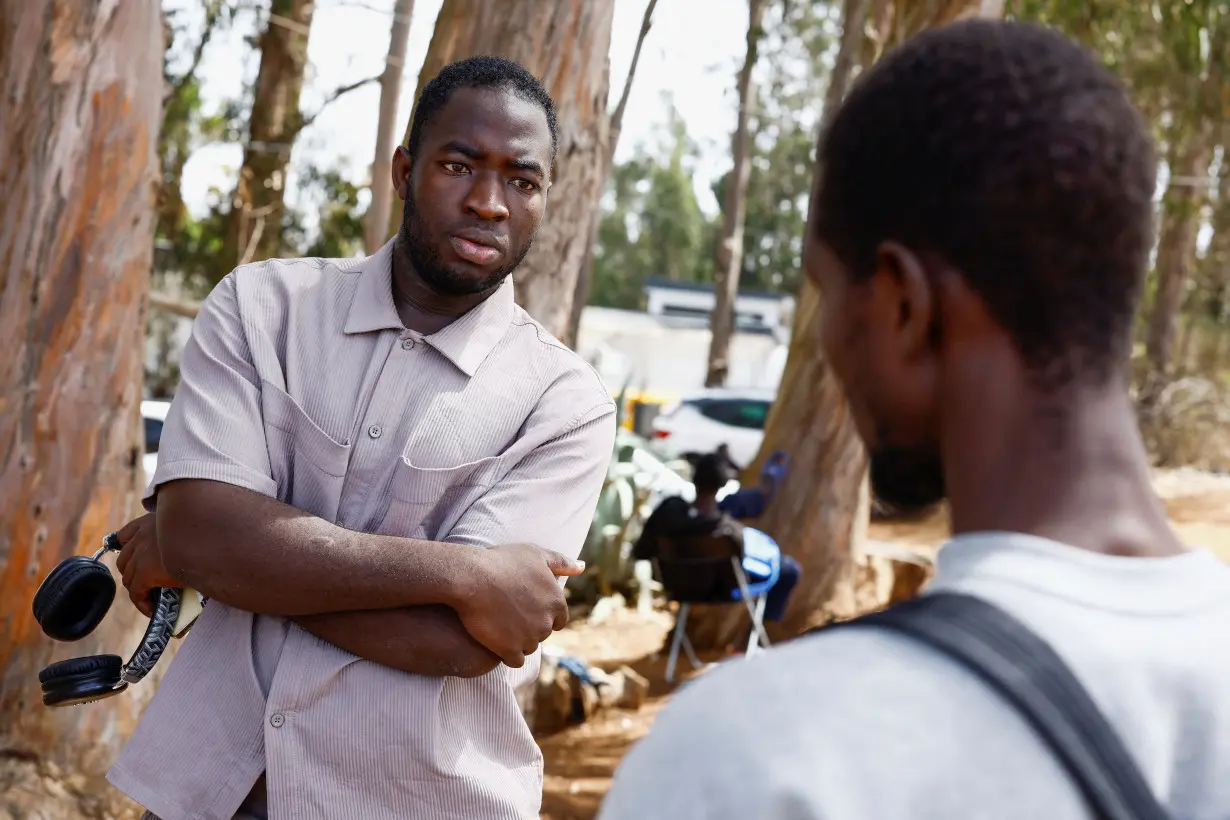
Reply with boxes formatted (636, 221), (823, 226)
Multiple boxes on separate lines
(608, 0), (659, 156)
(148, 291), (201, 320)
(565, 0), (659, 348)
(163, 0), (227, 109)
(299, 74), (382, 131)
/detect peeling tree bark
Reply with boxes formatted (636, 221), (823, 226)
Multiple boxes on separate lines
(0, 1), (162, 815)
(687, 0), (991, 650)
(400, 0), (615, 340)
(705, 0), (769, 387)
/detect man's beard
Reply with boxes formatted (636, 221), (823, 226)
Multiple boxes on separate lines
(398, 191), (535, 296)
(868, 444), (946, 516)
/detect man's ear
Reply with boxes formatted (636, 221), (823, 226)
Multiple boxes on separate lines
(874, 241), (936, 360)
(392, 146), (413, 200)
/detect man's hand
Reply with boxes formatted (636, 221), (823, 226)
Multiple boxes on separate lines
(115, 513), (181, 617)
(454, 544), (584, 669)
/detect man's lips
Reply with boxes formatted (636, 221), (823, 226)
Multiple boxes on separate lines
(449, 234), (502, 265)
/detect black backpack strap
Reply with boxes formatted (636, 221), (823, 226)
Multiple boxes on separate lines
(839, 592), (1170, 820)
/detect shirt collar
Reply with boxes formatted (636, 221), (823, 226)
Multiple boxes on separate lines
(343, 238), (515, 377)
(343, 239), (403, 335)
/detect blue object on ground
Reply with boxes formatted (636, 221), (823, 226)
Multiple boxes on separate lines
(556, 655), (605, 688)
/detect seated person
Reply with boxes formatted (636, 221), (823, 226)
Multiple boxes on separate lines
(714, 443), (742, 474)
(635, 455), (800, 622)
(717, 449), (790, 521)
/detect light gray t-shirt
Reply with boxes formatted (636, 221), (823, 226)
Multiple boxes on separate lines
(599, 532), (1230, 819)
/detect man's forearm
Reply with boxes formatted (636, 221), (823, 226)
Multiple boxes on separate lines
(155, 479), (483, 617)
(293, 606), (502, 678)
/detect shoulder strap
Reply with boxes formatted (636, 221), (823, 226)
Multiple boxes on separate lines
(841, 593), (1171, 820)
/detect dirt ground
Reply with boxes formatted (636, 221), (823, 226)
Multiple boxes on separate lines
(536, 478), (1230, 820)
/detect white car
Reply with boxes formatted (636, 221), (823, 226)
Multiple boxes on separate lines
(142, 399), (172, 483)
(650, 388), (775, 468)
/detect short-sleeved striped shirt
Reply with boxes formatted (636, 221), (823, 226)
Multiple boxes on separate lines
(107, 240), (616, 820)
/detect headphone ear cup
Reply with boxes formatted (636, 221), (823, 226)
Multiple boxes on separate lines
(32, 557), (117, 642)
(38, 654), (126, 707)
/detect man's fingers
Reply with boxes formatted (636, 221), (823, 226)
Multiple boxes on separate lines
(544, 551), (585, 577)
(501, 649), (526, 669)
(551, 607), (570, 632)
(115, 544), (133, 576)
(115, 514), (148, 545)
(129, 584), (152, 618)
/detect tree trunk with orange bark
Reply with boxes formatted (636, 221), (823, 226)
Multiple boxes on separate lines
(396, 0), (615, 340)
(686, 0), (993, 650)
(0, 1), (163, 816)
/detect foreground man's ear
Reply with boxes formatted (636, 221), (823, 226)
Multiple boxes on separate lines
(874, 241), (935, 362)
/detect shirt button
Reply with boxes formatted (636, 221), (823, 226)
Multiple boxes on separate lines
(270, 713), (285, 728)
(368, 424), (383, 439)
(401, 337), (416, 350)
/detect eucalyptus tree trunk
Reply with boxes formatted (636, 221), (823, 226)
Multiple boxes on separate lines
(0, 1), (162, 815)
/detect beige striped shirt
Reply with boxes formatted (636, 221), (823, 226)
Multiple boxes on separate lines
(108, 241), (616, 820)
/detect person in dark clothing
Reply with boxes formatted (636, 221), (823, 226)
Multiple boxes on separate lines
(715, 443), (741, 475)
(635, 454), (800, 622)
(717, 450), (790, 521)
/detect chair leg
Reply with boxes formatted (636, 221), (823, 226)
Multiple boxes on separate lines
(745, 595), (771, 658)
(682, 631), (702, 671)
(666, 603), (691, 683)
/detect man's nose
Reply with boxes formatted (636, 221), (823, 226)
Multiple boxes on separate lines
(464, 173), (510, 221)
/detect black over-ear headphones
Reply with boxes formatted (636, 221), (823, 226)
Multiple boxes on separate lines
(32, 531), (204, 707)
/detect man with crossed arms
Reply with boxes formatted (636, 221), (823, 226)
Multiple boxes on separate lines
(110, 57), (615, 820)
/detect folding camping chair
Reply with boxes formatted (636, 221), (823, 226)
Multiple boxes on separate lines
(654, 535), (775, 683)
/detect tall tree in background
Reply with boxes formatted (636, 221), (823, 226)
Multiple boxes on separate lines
(712, 0), (836, 296)
(706, 0), (770, 387)
(399, 0), (616, 339)
(1142, 1), (1226, 383)
(565, 0), (659, 347)
(218, 1), (380, 281)
(590, 106), (713, 310)
(1194, 153), (1230, 370)
(0, 1), (162, 815)
(1018, 0), (1227, 386)
(690, 0), (996, 649)
(1147, 129), (1214, 379)
(364, 0), (415, 254)
(222, 0), (315, 276)
(156, 0), (235, 263)
(148, 0), (237, 398)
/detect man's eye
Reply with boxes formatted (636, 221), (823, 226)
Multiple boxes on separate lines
(511, 179), (539, 193)
(442, 162), (468, 174)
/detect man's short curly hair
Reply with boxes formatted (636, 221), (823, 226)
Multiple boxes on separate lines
(815, 19), (1157, 386)
(406, 55), (559, 165)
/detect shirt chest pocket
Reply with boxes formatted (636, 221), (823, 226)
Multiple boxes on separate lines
(261, 383), (351, 522)
(379, 456), (502, 541)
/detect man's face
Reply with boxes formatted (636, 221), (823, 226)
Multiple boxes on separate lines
(803, 213), (946, 514)
(394, 86), (552, 296)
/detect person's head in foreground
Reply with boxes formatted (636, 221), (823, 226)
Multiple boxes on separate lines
(808, 18), (1179, 552)
(598, 22), (1230, 820)
(391, 55), (557, 299)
